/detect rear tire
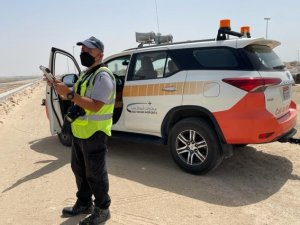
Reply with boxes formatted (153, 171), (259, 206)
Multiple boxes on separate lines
(168, 118), (223, 174)
(58, 132), (72, 146)
(234, 144), (248, 148)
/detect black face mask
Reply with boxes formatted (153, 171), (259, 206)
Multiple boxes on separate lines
(80, 52), (95, 67)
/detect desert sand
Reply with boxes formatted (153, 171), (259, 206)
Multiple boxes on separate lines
(0, 82), (300, 225)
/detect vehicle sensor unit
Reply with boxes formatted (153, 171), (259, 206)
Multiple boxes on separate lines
(136, 32), (173, 47)
(135, 32), (156, 45)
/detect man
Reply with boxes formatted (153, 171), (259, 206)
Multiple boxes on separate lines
(52, 36), (115, 225)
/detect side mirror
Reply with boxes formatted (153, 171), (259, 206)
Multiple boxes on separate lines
(62, 74), (78, 87)
(122, 60), (129, 66)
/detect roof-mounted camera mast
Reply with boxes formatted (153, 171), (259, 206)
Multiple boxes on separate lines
(135, 32), (173, 47)
(217, 19), (251, 40)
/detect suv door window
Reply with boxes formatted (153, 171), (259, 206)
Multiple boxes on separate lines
(106, 55), (130, 92)
(105, 56), (130, 123)
(106, 55), (130, 78)
(129, 51), (179, 80)
(165, 57), (179, 77)
(52, 51), (80, 77)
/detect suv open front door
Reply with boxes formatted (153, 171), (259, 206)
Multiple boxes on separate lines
(46, 47), (81, 145)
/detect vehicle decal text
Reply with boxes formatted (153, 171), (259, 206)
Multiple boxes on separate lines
(126, 102), (157, 114)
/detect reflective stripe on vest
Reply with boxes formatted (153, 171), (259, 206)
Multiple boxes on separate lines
(78, 114), (113, 121)
(71, 66), (116, 139)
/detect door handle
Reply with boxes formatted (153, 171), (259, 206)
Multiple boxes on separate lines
(162, 86), (177, 91)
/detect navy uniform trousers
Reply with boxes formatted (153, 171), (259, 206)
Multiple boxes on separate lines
(71, 131), (111, 209)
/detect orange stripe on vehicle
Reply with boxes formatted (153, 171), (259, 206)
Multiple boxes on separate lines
(122, 81), (203, 97)
(183, 81), (202, 95)
(158, 83), (164, 96)
(196, 81), (203, 94)
(139, 84), (147, 96)
(191, 82), (196, 94)
(147, 84), (154, 96)
(183, 82), (190, 95)
(177, 82), (184, 94)
(154, 84), (160, 96)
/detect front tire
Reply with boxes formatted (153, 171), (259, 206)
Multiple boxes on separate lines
(168, 118), (223, 174)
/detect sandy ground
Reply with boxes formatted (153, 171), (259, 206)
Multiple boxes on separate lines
(0, 82), (300, 225)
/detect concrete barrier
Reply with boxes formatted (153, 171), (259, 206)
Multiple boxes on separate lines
(0, 79), (41, 102)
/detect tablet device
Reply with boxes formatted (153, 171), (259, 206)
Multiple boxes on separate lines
(39, 65), (55, 83)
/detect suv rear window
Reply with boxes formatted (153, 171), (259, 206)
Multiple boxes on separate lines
(244, 45), (285, 71)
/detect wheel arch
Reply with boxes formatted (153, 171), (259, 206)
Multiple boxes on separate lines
(161, 105), (226, 145)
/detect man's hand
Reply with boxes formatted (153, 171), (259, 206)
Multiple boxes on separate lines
(53, 80), (71, 98)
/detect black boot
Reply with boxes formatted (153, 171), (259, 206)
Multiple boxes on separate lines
(62, 200), (94, 217)
(79, 207), (110, 225)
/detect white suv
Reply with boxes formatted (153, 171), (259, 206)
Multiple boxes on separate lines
(45, 20), (297, 174)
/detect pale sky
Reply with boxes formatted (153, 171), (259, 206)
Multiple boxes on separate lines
(0, 0), (299, 76)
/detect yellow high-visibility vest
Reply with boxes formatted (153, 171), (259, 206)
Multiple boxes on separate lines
(71, 66), (116, 138)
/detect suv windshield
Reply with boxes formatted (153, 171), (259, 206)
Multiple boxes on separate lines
(244, 45), (285, 71)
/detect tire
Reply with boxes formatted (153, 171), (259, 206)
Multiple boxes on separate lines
(168, 118), (223, 174)
(234, 144), (248, 148)
(58, 132), (72, 147)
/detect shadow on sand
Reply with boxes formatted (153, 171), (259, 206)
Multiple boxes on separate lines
(2, 136), (70, 193)
(3, 135), (299, 211)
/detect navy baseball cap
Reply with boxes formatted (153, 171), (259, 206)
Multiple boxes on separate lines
(77, 36), (104, 52)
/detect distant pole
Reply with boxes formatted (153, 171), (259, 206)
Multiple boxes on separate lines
(154, 0), (160, 33)
(264, 18), (271, 39)
(72, 46), (75, 57)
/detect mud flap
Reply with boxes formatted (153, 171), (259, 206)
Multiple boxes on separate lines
(288, 137), (300, 145)
(221, 143), (234, 158)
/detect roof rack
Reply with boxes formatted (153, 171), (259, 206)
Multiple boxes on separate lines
(125, 38), (216, 51)
(126, 19), (251, 51)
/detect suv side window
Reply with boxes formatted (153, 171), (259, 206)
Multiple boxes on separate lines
(193, 48), (239, 69)
(128, 51), (179, 81)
